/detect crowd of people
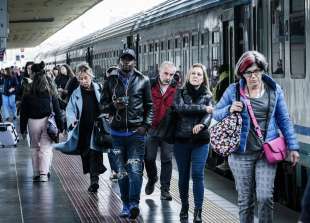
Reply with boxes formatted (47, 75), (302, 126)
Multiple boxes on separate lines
(1, 48), (310, 223)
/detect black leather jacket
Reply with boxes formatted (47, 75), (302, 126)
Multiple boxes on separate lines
(172, 85), (212, 144)
(101, 69), (153, 131)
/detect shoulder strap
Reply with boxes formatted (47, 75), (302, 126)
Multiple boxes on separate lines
(235, 82), (240, 101)
(239, 88), (264, 142)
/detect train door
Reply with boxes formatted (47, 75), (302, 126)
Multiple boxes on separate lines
(222, 4), (251, 83)
(222, 18), (235, 83)
(182, 35), (190, 73)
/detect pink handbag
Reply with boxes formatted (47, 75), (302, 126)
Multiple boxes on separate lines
(240, 88), (287, 164)
(262, 136), (287, 164)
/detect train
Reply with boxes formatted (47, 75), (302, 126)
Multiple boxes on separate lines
(38, 0), (309, 210)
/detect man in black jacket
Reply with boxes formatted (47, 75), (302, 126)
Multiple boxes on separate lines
(101, 49), (153, 220)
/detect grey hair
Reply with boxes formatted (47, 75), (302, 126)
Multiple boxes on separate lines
(159, 61), (176, 73)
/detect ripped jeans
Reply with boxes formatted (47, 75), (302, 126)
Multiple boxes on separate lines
(112, 133), (145, 204)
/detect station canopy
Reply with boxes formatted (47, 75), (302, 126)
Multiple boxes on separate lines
(8, 0), (103, 48)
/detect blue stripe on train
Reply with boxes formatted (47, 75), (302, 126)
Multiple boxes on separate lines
(295, 125), (310, 137)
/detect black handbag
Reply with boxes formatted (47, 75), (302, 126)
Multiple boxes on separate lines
(47, 96), (59, 142)
(93, 114), (112, 151)
(155, 108), (177, 144)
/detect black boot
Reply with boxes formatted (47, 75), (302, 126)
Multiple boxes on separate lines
(88, 175), (99, 193)
(179, 205), (189, 221)
(145, 177), (158, 195)
(193, 208), (202, 223)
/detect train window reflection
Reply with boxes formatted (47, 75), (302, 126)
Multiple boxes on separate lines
(290, 0), (305, 79)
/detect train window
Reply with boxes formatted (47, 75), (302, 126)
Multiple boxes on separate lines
(138, 45), (142, 53)
(201, 33), (205, 45)
(212, 31), (220, 44)
(175, 38), (179, 48)
(183, 36), (189, 48)
(144, 45), (147, 53)
(155, 42), (158, 52)
(168, 40), (171, 50)
(290, 0), (305, 78)
(161, 41), (164, 50)
(149, 43), (154, 52)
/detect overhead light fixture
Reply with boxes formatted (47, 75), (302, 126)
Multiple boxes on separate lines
(10, 18), (54, 23)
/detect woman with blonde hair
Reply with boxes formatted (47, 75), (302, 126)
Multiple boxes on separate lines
(65, 63), (106, 192)
(172, 63), (213, 222)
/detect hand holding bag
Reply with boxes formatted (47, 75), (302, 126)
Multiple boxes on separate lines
(210, 83), (242, 157)
(47, 96), (59, 142)
(92, 114), (112, 152)
(155, 108), (177, 144)
(239, 88), (287, 164)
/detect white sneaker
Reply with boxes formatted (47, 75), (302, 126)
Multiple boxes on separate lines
(39, 174), (48, 182)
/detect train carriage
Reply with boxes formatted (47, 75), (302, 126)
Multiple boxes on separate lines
(38, 0), (309, 210)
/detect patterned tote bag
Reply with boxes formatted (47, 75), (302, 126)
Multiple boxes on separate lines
(210, 83), (242, 156)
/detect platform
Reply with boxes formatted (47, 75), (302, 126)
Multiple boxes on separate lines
(0, 138), (299, 223)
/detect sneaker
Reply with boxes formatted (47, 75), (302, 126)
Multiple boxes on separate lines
(160, 190), (172, 201)
(88, 183), (99, 193)
(119, 203), (130, 218)
(145, 178), (157, 195)
(39, 174), (48, 182)
(129, 203), (140, 220)
(33, 175), (40, 182)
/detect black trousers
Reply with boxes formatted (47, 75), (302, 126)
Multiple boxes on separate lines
(145, 135), (173, 191)
(80, 149), (106, 175)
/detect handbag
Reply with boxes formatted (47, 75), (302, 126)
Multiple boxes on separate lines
(155, 108), (177, 144)
(47, 96), (59, 142)
(92, 114), (112, 152)
(239, 88), (287, 164)
(210, 83), (242, 156)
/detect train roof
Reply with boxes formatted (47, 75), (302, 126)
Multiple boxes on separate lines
(41, 0), (250, 57)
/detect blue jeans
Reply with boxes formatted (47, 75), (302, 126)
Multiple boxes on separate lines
(174, 143), (209, 209)
(112, 133), (145, 204)
(2, 95), (16, 120)
(108, 149), (118, 172)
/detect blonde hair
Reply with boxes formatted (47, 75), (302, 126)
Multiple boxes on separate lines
(77, 63), (94, 78)
(184, 63), (212, 94)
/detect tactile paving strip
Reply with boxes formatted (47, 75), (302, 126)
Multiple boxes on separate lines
(53, 151), (238, 222)
(153, 160), (239, 223)
(52, 151), (131, 223)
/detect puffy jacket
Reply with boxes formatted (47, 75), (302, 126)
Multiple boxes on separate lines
(172, 84), (212, 144)
(150, 77), (177, 129)
(213, 74), (299, 152)
(101, 69), (153, 131)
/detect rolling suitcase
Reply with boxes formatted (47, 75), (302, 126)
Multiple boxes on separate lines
(0, 122), (19, 147)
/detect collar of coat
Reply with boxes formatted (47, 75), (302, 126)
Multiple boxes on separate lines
(109, 68), (144, 78)
(150, 76), (177, 88)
